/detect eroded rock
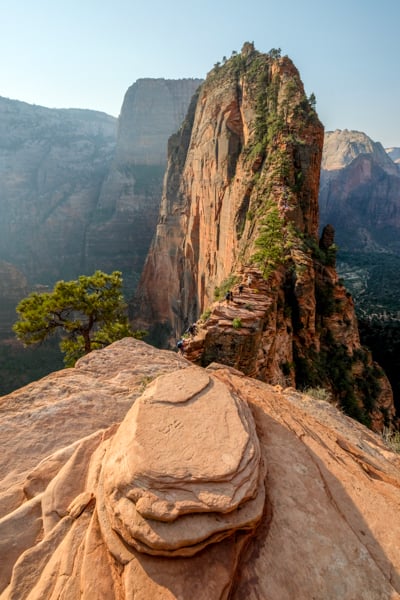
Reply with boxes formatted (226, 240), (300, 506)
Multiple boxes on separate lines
(1, 339), (400, 599)
(100, 366), (264, 556)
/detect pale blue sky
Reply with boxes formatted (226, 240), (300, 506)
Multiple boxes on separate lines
(1, 0), (399, 146)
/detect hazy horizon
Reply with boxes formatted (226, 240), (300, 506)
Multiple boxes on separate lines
(1, 0), (399, 147)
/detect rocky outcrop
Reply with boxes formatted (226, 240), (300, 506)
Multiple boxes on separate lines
(100, 366), (264, 559)
(133, 46), (395, 429)
(134, 45), (322, 337)
(1, 338), (400, 599)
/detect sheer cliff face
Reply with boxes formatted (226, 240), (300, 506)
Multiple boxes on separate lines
(136, 49), (323, 334)
(0, 80), (202, 294)
(85, 79), (203, 291)
(320, 129), (400, 253)
(135, 47), (394, 429)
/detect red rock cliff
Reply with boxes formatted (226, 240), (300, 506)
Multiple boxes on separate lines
(133, 44), (395, 430)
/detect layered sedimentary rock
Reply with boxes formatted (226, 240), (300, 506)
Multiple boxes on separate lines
(134, 45), (322, 336)
(134, 45), (395, 429)
(100, 366), (264, 558)
(1, 338), (400, 599)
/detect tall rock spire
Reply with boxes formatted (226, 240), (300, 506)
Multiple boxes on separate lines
(133, 45), (395, 430)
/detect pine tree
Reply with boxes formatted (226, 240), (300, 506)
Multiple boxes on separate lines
(13, 270), (143, 366)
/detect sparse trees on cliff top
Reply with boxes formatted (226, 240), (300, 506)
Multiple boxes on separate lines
(13, 270), (144, 366)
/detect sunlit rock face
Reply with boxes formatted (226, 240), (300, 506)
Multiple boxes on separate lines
(134, 46), (323, 343)
(1, 338), (400, 599)
(133, 47), (395, 429)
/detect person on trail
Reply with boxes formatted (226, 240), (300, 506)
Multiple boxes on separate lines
(188, 324), (197, 336)
(247, 275), (252, 287)
(225, 290), (231, 304)
(176, 339), (185, 354)
(238, 284), (243, 295)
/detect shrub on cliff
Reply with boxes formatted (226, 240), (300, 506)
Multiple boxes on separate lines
(13, 270), (145, 366)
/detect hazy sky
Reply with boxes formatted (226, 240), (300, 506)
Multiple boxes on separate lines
(1, 0), (399, 146)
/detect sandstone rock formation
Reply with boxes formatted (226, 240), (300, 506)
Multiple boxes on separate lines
(133, 46), (395, 429)
(1, 338), (400, 599)
(322, 129), (399, 175)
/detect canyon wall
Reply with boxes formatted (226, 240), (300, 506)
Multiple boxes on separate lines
(0, 81), (201, 394)
(134, 45), (395, 429)
(320, 129), (400, 256)
(84, 78), (202, 291)
(319, 129), (400, 415)
(0, 97), (117, 286)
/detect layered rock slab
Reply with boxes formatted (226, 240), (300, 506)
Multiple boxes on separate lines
(1, 339), (400, 599)
(101, 366), (265, 556)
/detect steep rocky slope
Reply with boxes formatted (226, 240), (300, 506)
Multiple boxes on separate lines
(134, 45), (394, 429)
(1, 338), (400, 599)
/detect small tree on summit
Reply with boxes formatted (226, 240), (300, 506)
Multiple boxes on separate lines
(13, 270), (144, 366)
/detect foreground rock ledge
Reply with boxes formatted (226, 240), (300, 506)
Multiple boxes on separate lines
(101, 366), (264, 557)
(1, 338), (400, 599)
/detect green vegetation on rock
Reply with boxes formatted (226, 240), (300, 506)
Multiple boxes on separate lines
(214, 275), (240, 300)
(251, 203), (285, 278)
